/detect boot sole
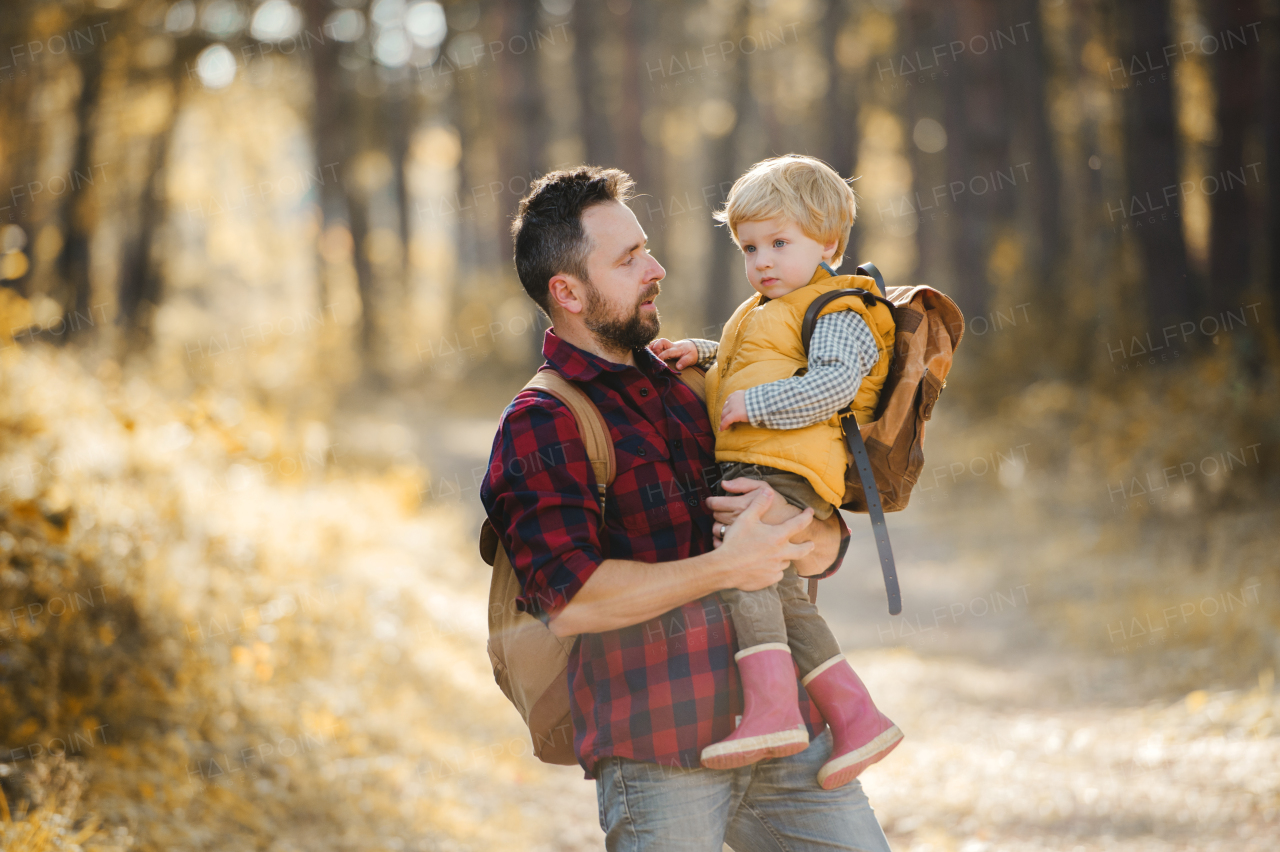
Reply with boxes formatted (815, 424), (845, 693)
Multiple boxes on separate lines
(699, 727), (810, 770)
(817, 725), (903, 789)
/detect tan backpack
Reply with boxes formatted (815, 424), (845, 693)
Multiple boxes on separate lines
(800, 262), (965, 615)
(478, 366), (707, 765)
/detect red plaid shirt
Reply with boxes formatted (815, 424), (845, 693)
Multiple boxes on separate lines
(480, 330), (848, 779)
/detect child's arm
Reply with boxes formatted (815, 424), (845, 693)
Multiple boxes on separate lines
(739, 312), (879, 430)
(689, 338), (718, 368)
(650, 337), (719, 370)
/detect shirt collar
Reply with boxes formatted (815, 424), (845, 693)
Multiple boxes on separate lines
(541, 328), (672, 382)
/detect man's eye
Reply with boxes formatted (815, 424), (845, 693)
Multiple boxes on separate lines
(624, 256), (635, 265)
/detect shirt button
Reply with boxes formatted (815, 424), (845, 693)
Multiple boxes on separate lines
(640, 387), (650, 397)
(637, 447), (647, 457)
(687, 497), (698, 507)
(672, 439), (683, 450)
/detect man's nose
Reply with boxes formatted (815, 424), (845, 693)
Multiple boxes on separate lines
(647, 255), (666, 281)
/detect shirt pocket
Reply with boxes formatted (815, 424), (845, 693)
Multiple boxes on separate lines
(609, 435), (695, 534)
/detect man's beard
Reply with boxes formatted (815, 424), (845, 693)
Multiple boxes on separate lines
(582, 280), (661, 353)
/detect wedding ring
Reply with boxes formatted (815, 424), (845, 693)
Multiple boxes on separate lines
(719, 524), (727, 538)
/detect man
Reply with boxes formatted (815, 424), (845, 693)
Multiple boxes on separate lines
(480, 166), (893, 851)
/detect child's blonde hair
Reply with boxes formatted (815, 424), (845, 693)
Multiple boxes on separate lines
(713, 154), (857, 265)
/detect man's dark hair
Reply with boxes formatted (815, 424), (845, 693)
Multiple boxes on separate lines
(511, 166), (635, 315)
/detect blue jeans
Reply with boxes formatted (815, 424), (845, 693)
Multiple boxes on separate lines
(595, 729), (893, 851)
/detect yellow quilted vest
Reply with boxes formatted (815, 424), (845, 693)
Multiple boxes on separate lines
(705, 264), (896, 506)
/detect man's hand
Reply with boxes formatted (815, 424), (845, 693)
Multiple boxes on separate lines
(709, 478), (801, 530)
(649, 338), (700, 370)
(709, 478), (842, 577)
(719, 390), (749, 431)
(713, 487), (814, 591)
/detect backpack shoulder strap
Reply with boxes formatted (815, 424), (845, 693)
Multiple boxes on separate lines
(673, 365), (707, 401)
(800, 287), (896, 354)
(799, 262), (903, 616)
(854, 262), (886, 297)
(524, 370), (616, 512)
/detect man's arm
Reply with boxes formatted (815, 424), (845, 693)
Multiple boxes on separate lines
(481, 397), (818, 639)
(549, 488), (815, 637)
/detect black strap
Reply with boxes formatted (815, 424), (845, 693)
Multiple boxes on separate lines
(800, 281), (895, 355)
(842, 415), (902, 615)
(799, 261), (902, 616)
(854, 262), (886, 297)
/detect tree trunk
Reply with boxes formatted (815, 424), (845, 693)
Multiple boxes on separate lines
(1207, 0), (1263, 314)
(494, 0), (547, 362)
(1001, 0), (1061, 290)
(572, 0), (614, 166)
(385, 85), (415, 303)
(0, 2), (42, 298)
(614, 0), (652, 192)
(56, 15), (108, 337)
(914, 0), (1016, 319)
(118, 34), (198, 344)
(347, 91), (381, 364)
(495, 0), (545, 221)
(701, 12), (758, 334)
(1116, 0), (1194, 331)
(1265, 3), (1280, 333)
(304, 0), (383, 373)
(304, 0), (350, 236)
(901, 0), (951, 292)
(821, 0), (860, 267)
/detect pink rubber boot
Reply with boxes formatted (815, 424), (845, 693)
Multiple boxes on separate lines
(700, 643), (810, 770)
(802, 655), (903, 788)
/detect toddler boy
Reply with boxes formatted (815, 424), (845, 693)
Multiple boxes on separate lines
(651, 154), (901, 789)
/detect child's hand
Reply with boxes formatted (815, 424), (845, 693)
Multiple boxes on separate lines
(649, 338), (699, 370)
(719, 390), (749, 431)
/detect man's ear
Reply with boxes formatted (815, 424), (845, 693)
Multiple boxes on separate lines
(548, 273), (587, 315)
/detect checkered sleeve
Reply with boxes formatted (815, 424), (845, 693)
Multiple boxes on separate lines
(743, 311), (878, 430)
(688, 338), (719, 368)
(479, 392), (605, 626)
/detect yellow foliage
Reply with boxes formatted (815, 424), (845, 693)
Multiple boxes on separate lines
(0, 343), (594, 849)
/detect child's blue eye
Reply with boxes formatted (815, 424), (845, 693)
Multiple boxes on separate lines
(744, 245), (755, 253)
(774, 239), (786, 248)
